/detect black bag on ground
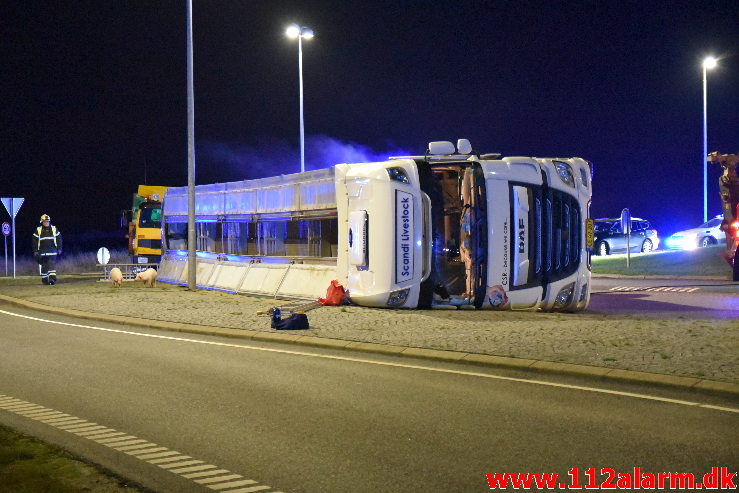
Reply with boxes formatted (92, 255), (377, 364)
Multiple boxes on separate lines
(275, 313), (310, 330)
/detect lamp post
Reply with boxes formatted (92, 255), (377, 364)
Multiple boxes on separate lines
(702, 56), (717, 223)
(186, 0), (197, 290)
(286, 24), (314, 173)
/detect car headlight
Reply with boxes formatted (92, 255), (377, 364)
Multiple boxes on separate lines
(387, 288), (410, 307)
(553, 283), (575, 310)
(553, 161), (575, 187)
(387, 167), (410, 184)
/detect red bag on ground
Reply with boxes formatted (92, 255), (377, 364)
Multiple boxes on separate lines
(319, 280), (346, 306)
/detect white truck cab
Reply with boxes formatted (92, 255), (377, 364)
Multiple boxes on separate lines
(336, 139), (592, 311)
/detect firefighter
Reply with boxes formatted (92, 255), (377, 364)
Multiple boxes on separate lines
(32, 214), (63, 285)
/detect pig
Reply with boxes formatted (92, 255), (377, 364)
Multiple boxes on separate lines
(134, 268), (158, 287)
(109, 267), (123, 288)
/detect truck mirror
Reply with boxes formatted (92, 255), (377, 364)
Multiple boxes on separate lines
(428, 141), (455, 155)
(457, 139), (472, 155)
(120, 210), (132, 228)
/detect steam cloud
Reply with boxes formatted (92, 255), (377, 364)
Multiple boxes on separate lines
(200, 135), (412, 179)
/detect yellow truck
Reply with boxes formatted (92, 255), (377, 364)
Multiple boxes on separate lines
(123, 185), (170, 264)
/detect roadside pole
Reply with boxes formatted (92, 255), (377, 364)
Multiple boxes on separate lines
(621, 208), (631, 269)
(186, 0), (197, 291)
(1, 197), (24, 279)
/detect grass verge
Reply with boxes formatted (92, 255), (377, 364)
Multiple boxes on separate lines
(0, 424), (145, 492)
(591, 245), (732, 277)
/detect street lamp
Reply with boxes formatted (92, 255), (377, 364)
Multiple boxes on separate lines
(702, 56), (717, 223)
(286, 23), (314, 173)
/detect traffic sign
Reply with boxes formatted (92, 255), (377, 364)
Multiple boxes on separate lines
(1, 222), (9, 237)
(620, 208), (631, 234)
(1, 197), (24, 218)
(0, 198), (23, 278)
(97, 247), (111, 265)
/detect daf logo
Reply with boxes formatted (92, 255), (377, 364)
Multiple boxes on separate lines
(518, 218), (526, 254)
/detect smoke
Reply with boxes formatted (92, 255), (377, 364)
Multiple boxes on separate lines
(199, 135), (413, 179)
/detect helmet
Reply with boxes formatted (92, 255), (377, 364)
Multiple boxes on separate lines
(40, 214), (51, 223)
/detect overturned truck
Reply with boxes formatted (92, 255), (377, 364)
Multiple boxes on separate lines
(157, 140), (593, 311)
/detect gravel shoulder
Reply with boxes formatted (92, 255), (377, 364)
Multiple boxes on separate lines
(1, 277), (736, 383)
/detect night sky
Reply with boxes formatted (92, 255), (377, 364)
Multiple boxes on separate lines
(2, 1), (738, 256)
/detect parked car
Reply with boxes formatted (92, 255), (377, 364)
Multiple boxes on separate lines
(593, 218), (659, 255)
(664, 215), (724, 250)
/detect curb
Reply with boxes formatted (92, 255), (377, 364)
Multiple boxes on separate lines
(1, 294), (737, 398)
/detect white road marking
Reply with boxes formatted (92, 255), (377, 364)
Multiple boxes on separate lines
(96, 435), (139, 444)
(21, 410), (64, 418)
(0, 307), (734, 414)
(0, 393), (280, 492)
(183, 469), (231, 479)
(135, 449), (178, 459)
(122, 444), (163, 453)
(78, 429), (119, 438)
(3, 403), (40, 411)
(112, 439), (150, 448)
(62, 424), (105, 432)
(84, 431), (125, 439)
(41, 416), (83, 424)
(148, 454), (191, 464)
(159, 459), (204, 469)
(195, 474), (243, 484)
(207, 479), (258, 490)
(229, 486), (271, 493)
(170, 464), (219, 474)
(609, 286), (701, 293)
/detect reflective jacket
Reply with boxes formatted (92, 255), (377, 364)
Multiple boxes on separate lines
(33, 225), (62, 256)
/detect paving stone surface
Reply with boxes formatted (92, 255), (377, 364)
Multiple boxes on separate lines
(1, 279), (736, 383)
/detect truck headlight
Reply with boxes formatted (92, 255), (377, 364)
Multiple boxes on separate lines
(553, 161), (575, 187)
(387, 288), (410, 307)
(553, 283), (575, 310)
(386, 167), (410, 184)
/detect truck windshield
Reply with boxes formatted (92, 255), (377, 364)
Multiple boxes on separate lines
(420, 162), (487, 306)
(139, 205), (162, 229)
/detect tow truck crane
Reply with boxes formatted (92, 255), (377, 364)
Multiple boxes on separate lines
(708, 152), (739, 280)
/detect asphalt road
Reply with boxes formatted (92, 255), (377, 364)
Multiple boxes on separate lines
(0, 304), (737, 492)
(590, 278), (738, 318)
